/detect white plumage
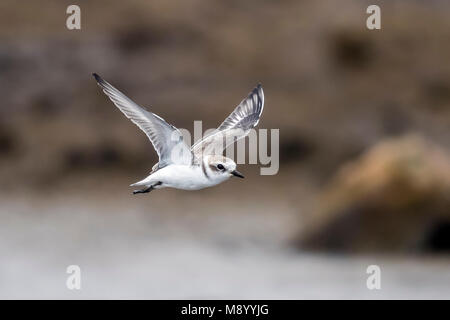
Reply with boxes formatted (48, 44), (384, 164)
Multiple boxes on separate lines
(93, 73), (264, 194)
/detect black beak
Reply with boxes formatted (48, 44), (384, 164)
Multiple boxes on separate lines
(231, 170), (245, 179)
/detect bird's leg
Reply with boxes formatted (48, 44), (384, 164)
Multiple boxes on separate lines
(132, 182), (162, 195)
(133, 185), (153, 195)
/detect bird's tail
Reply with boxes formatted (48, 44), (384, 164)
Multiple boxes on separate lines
(131, 164), (160, 186)
(130, 178), (151, 187)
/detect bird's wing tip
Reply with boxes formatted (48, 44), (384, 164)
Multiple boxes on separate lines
(252, 83), (263, 97)
(92, 73), (102, 82)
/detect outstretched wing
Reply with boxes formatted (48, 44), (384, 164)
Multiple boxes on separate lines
(93, 73), (193, 168)
(192, 84), (264, 156)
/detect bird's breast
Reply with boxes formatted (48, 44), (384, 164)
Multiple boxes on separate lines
(158, 165), (222, 190)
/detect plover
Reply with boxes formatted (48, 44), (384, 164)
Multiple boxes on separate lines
(93, 73), (264, 194)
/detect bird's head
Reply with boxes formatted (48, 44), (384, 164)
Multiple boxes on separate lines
(205, 155), (245, 181)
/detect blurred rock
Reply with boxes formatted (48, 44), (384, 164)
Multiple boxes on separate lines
(0, 125), (18, 157)
(297, 134), (450, 253)
(423, 77), (450, 112)
(280, 135), (315, 164)
(63, 144), (122, 170)
(31, 94), (59, 118)
(426, 221), (450, 252)
(116, 26), (166, 53)
(329, 30), (374, 70)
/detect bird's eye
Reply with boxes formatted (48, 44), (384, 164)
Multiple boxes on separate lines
(217, 164), (224, 170)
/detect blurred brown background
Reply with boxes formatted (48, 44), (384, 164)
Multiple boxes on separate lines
(0, 0), (449, 298)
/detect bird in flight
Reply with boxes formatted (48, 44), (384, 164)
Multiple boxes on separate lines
(93, 73), (264, 194)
